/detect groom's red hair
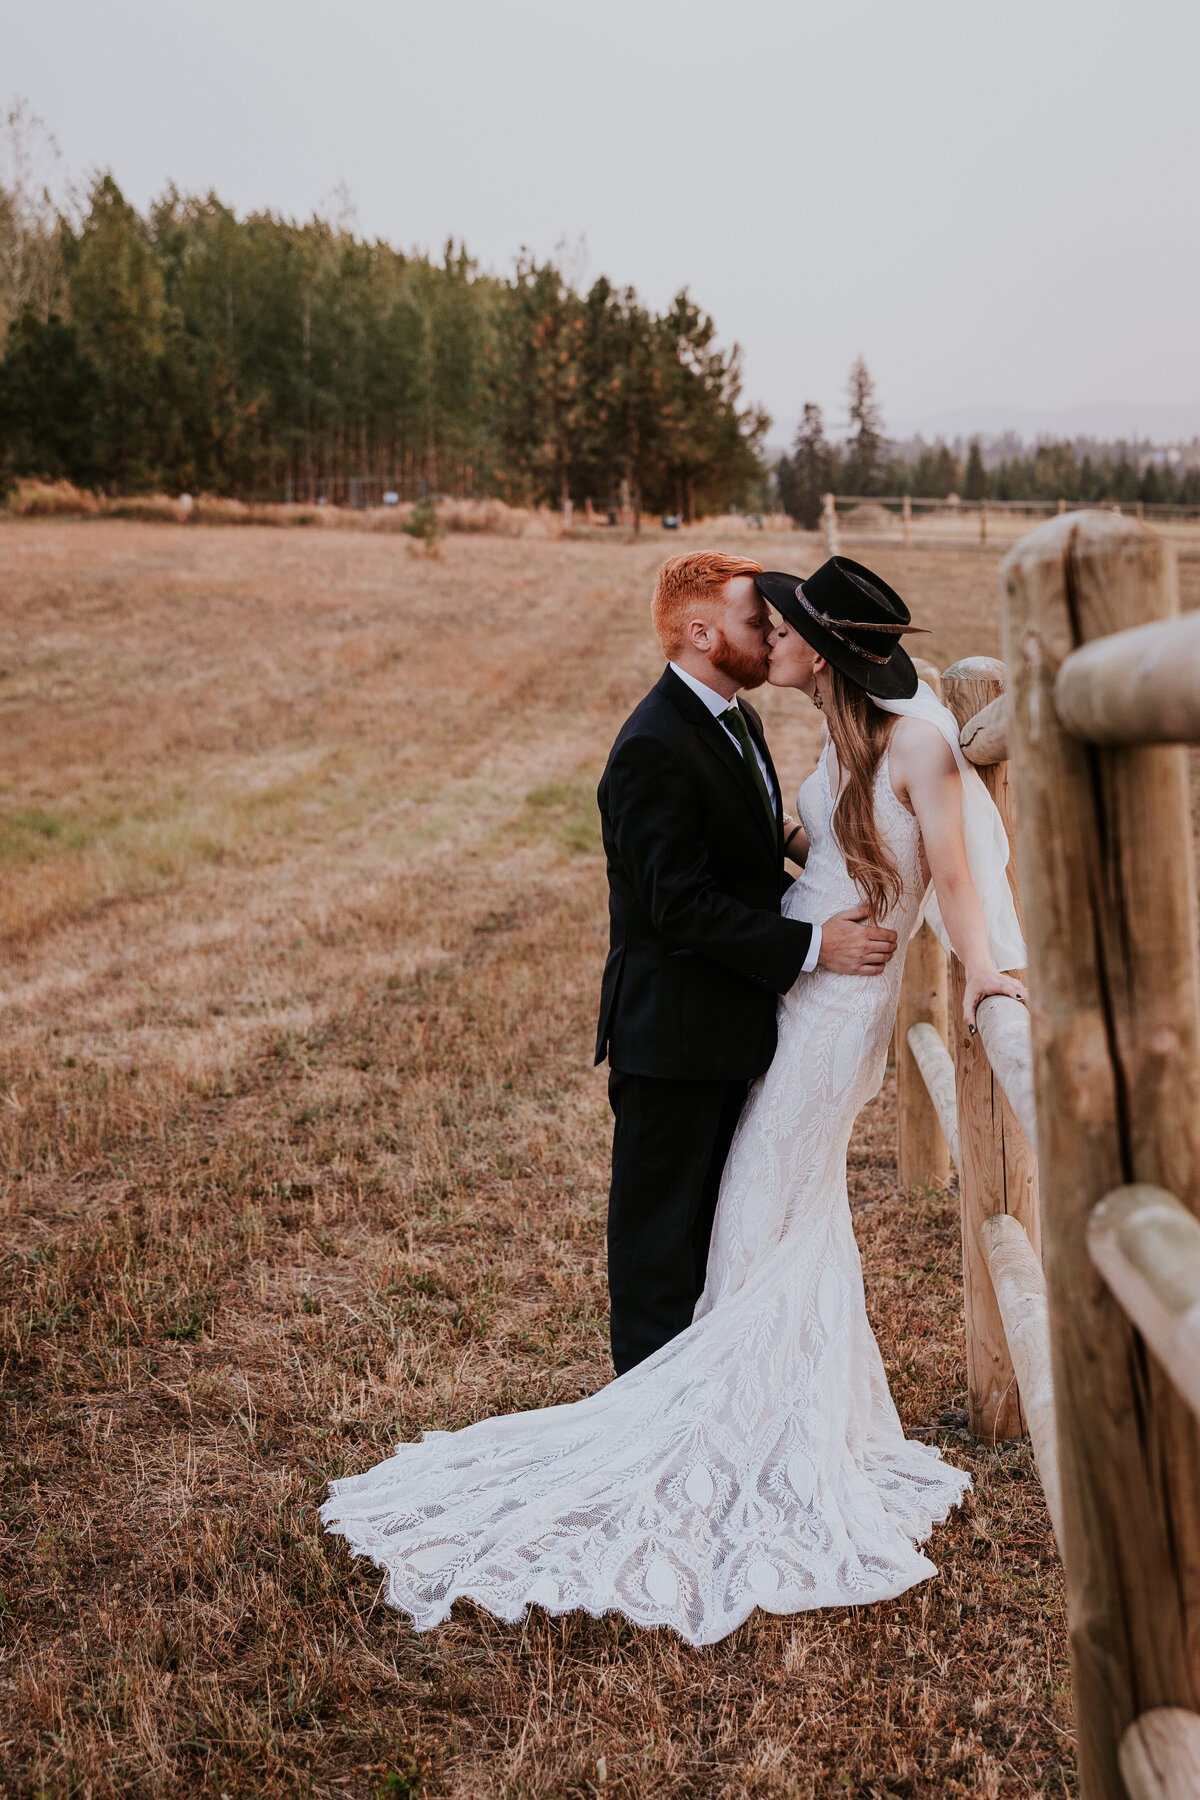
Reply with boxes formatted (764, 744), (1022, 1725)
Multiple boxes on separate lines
(652, 551), (764, 657)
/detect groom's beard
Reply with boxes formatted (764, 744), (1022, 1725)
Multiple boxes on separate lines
(708, 628), (769, 691)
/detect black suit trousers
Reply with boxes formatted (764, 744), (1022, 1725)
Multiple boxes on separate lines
(607, 1069), (749, 1376)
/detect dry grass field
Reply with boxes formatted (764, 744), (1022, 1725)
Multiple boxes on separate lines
(5, 519), (1195, 1798)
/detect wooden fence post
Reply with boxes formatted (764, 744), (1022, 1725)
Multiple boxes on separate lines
(897, 923), (951, 1189)
(619, 476), (634, 539)
(1001, 510), (1200, 1799)
(902, 493), (912, 547)
(942, 657), (1039, 1442)
(896, 658), (950, 1188)
(822, 492), (839, 555)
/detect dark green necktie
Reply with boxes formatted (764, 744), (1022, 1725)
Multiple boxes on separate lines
(721, 705), (776, 832)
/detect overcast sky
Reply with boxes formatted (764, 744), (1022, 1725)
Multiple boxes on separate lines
(5, 0), (1198, 440)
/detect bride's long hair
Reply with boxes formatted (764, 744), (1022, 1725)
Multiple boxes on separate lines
(822, 666), (903, 924)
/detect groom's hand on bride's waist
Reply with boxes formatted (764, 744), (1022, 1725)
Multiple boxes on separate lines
(817, 907), (898, 976)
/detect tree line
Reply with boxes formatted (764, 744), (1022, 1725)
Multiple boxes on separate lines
(5, 100), (1191, 532)
(776, 360), (1200, 527)
(0, 165), (765, 517)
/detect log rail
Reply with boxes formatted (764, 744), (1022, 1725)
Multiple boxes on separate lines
(896, 658), (1043, 1445)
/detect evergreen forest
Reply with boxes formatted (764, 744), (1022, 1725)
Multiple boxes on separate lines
(3, 124), (1196, 525)
(0, 172), (765, 517)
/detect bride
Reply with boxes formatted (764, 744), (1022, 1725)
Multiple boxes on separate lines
(321, 559), (1027, 1647)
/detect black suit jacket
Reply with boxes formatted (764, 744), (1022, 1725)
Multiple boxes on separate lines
(595, 667), (813, 1081)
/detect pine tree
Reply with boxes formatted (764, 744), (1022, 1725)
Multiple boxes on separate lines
(654, 291), (763, 521)
(910, 442), (962, 498)
(572, 275), (659, 518)
(66, 176), (169, 490)
(780, 402), (829, 529)
(964, 440), (987, 500)
(843, 356), (884, 495)
(932, 444), (960, 497)
(0, 308), (98, 482)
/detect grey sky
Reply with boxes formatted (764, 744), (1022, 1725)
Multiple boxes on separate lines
(5, 0), (1198, 440)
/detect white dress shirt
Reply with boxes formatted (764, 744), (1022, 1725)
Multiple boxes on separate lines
(668, 662), (821, 974)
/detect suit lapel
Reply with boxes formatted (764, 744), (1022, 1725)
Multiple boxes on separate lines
(657, 668), (780, 857)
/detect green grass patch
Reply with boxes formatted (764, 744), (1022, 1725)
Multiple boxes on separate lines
(522, 779), (601, 854)
(0, 806), (99, 863)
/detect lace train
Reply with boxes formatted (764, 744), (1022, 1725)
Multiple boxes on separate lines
(321, 743), (970, 1643)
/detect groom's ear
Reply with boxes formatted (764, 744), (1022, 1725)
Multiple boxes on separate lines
(685, 615), (713, 651)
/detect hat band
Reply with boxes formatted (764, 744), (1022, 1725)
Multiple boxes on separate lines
(793, 584), (898, 665)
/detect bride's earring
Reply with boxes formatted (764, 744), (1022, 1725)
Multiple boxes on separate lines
(813, 686), (824, 711)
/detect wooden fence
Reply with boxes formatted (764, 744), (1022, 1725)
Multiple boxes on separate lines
(893, 511), (1200, 1799)
(821, 492), (1200, 551)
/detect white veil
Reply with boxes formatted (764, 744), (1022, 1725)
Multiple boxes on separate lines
(872, 679), (1026, 971)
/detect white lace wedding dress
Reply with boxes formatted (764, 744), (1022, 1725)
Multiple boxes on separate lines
(321, 741), (971, 1645)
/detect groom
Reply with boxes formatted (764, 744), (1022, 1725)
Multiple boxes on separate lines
(596, 550), (899, 1375)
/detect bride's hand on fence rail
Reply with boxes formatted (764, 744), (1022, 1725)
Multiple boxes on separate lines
(962, 967), (1027, 1033)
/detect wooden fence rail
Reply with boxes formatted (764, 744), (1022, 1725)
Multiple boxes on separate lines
(976, 1213), (1061, 1539)
(904, 1021), (959, 1175)
(973, 995), (1037, 1152)
(895, 687), (1052, 1459)
(827, 493), (1200, 524)
(959, 691), (1008, 766)
(1054, 609), (1200, 747)
(1087, 1184), (1200, 1422)
(944, 659), (1037, 1439)
(1119, 1709), (1200, 1800)
(889, 509), (1200, 1795)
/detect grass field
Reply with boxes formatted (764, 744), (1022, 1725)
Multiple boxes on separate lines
(8, 518), (1194, 1798)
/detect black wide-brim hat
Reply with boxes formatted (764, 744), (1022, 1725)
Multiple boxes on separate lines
(755, 557), (927, 700)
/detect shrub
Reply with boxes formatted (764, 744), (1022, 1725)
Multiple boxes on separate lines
(402, 497), (443, 550)
(5, 478), (100, 517)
